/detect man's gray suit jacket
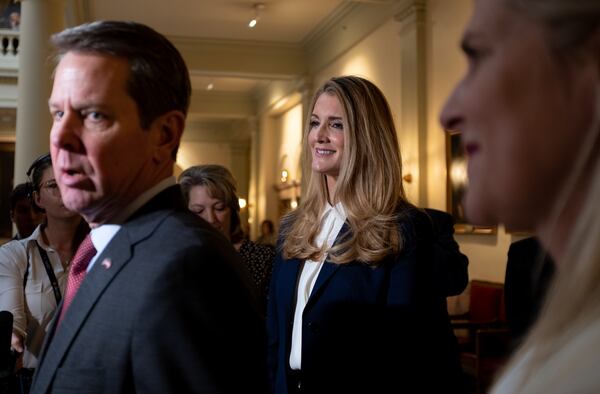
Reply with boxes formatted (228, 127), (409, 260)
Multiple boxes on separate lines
(31, 186), (267, 393)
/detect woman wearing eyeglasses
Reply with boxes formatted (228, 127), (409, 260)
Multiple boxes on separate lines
(0, 153), (87, 384)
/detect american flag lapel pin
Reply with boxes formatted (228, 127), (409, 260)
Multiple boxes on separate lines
(101, 258), (112, 270)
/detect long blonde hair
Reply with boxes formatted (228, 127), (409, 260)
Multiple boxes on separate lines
(282, 76), (410, 265)
(493, 0), (600, 391)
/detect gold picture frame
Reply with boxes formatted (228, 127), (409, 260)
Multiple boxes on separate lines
(446, 130), (496, 234)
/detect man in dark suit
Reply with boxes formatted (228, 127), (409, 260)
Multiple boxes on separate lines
(505, 237), (554, 347)
(31, 21), (266, 393)
(424, 208), (469, 297)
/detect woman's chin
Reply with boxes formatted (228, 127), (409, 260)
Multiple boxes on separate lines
(464, 193), (498, 227)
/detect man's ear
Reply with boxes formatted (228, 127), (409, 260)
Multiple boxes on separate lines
(152, 110), (184, 164)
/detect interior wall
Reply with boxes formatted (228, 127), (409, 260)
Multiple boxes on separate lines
(427, 0), (514, 283)
(255, 114), (281, 235)
(278, 103), (303, 186)
(312, 19), (431, 204)
(177, 141), (232, 169)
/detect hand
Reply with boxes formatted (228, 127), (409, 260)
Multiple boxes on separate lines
(11, 331), (23, 353)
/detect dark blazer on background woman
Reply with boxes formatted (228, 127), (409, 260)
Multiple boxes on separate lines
(267, 207), (463, 394)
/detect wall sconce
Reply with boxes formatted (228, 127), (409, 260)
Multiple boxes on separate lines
(290, 199), (298, 209)
(281, 169), (289, 183)
(239, 198), (247, 209)
(248, 3), (265, 28)
(450, 158), (468, 188)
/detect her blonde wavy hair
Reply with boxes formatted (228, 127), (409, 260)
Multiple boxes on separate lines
(491, 0), (600, 391)
(281, 76), (410, 265)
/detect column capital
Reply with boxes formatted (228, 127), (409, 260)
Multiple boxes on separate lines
(394, 0), (426, 24)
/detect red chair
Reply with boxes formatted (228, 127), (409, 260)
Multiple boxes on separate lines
(451, 281), (510, 393)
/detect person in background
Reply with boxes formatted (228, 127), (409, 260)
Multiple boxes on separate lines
(31, 21), (266, 393)
(504, 237), (554, 348)
(268, 75), (462, 394)
(8, 183), (41, 242)
(0, 153), (87, 390)
(440, 0), (600, 391)
(257, 219), (277, 247)
(179, 164), (275, 310)
(425, 208), (469, 298)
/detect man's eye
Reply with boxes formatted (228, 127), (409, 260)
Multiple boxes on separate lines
(52, 111), (64, 121)
(87, 112), (105, 121)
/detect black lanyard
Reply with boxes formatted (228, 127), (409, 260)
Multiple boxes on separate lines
(23, 241), (63, 305)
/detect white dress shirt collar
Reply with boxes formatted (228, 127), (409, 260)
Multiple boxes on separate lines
(86, 176), (176, 272)
(110, 176), (176, 224)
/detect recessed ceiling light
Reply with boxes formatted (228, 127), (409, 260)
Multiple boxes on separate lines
(206, 83), (214, 91)
(248, 3), (265, 28)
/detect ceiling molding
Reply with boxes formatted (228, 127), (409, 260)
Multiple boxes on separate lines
(301, 2), (357, 48)
(184, 118), (251, 143)
(171, 36), (307, 79)
(188, 90), (256, 119)
(303, 0), (411, 74)
(395, 0), (425, 22)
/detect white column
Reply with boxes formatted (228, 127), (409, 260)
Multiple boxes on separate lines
(396, 0), (427, 206)
(298, 78), (312, 201)
(230, 140), (250, 235)
(13, 0), (65, 183)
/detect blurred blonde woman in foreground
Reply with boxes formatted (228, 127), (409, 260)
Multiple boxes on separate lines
(441, 0), (600, 392)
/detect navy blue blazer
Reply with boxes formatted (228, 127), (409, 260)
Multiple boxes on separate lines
(267, 207), (463, 394)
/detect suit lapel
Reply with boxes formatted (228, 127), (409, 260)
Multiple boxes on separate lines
(305, 261), (340, 309)
(305, 222), (350, 309)
(279, 257), (303, 320)
(33, 186), (184, 392)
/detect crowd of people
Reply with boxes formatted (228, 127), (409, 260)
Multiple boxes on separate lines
(0, 1), (597, 391)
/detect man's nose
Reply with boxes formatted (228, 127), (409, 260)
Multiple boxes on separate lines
(50, 111), (84, 153)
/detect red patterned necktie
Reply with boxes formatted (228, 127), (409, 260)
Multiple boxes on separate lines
(57, 234), (96, 327)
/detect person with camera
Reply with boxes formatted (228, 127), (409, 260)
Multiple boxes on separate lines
(0, 153), (87, 392)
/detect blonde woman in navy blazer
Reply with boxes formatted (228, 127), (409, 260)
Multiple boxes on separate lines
(267, 76), (463, 394)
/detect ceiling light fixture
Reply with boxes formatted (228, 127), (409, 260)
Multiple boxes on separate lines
(248, 3), (265, 28)
(206, 83), (214, 91)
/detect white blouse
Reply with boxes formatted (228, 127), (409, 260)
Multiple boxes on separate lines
(289, 202), (347, 370)
(0, 225), (68, 368)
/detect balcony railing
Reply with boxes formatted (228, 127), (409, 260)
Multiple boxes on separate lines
(0, 29), (18, 77)
(0, 29), (18, 55)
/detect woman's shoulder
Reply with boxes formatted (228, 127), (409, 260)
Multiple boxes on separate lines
(0, 237), (29, 269)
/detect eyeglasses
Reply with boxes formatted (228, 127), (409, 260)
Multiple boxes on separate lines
(41, 179), (60, 195)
